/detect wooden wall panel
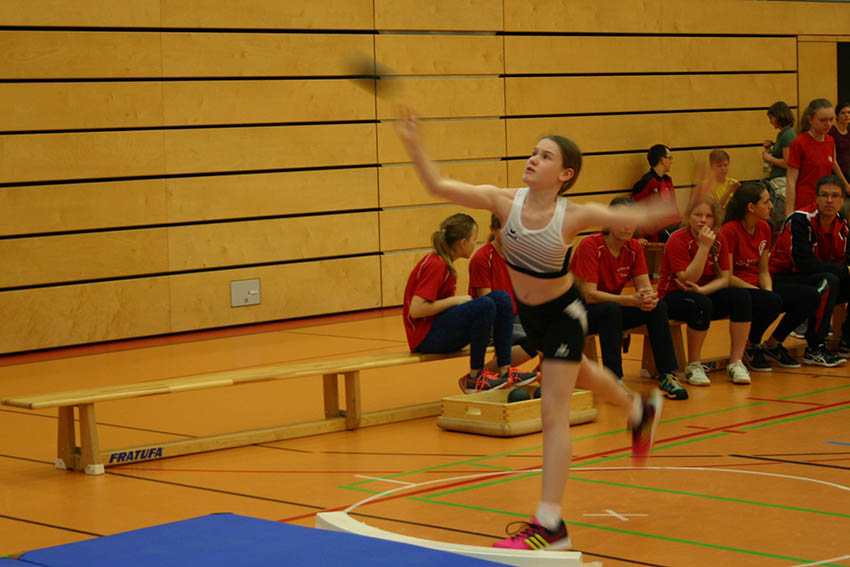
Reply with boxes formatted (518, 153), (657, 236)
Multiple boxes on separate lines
(506, 147), (768, 195)
(380, 206), (492, 252)
(163, 80), (375, 125)
(163, 124), (376, 175)
(375, 77), (504, 119)
(506, 73), (797, 116)
(0, 180), (168, 236)
(505, 0), (661, 33)
(0, 1), (160, 27)
(506, 110), (768, 157)
(377, 119), (505, 163)
(0, 130), (165, 184)
(381, 251), (471, 308)
(379, 160), (507, 207)
(167, 212), (380, 270)
(0, 83), (164, 132)
(0, 32), (163, 79)
(0, 278), (171, 354)
(661, 0), (850, 36)
(0, 229), (169, 288)
(374, 35), (503, 75)
(161, 0), (374, 29)
(505, 36), (796, 75)
(169, 257), (381, 331)
(161, 33), (372, 77)
(375, 0), (502, 31)
(167, 169), (379, 222)
(797, 41), (838, 112)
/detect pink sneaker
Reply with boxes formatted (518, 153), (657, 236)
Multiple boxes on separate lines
(492, 517), (571, 550)
(631, 389), (663, 463)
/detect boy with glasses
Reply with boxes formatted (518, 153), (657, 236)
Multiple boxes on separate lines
(770, 175), (850, 365)
(632, 144), (682, 242)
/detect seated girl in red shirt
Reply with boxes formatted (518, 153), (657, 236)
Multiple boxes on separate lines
(572, 197), (687, 400)
(657, 197), (753, 386)
(719, 183), (805, 370)
(468, 214), (539, 378)
(403, 213), (535, 393)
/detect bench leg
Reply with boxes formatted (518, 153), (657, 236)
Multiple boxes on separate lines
(344, 371), (361, 430)
(77, 404), (104, 475)
(56, 406), (76, 471)
(322, 373), (341, 418)
(583, 335), (598, 362)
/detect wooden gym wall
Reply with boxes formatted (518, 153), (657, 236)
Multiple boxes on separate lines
(1, 0), (848, 355)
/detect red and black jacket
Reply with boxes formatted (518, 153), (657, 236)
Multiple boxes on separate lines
(769, 204), (850, 276)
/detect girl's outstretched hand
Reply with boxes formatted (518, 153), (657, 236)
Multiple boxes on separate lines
(394, 106), (420, 146)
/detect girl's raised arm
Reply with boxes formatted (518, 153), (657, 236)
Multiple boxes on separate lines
(395, 107), (512, 214)
(564, 198), (679, 242)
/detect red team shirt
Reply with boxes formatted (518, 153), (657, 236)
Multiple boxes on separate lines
(467, 242), (517, 314)
(402, 253), (456, 351)
(787, 132), (836, 209)
(657, 227), (730, 298)
(571, 233), (648, 295)
(719, 220), (770, 287)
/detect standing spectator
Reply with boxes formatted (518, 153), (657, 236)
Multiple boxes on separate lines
(829, 101), (850, 218)
(786, 99), (850, 216)
(632, 144), (682, 242)
(706, 149), (740, 210)
(762, 101), (797, 225)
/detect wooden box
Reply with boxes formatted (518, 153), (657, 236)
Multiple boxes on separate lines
(437, 386), (596, 437)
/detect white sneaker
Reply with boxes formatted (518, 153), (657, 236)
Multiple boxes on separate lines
(727, 360), (751, 385)
(685, 362), (711, 386)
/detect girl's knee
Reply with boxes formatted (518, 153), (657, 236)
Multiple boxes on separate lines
(488, 289), (513, 311)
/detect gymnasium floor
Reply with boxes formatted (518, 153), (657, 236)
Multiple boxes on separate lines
(1, 309), (848, 567)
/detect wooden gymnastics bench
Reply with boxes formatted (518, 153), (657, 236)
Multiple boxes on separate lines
(583, 321), (687, 377)
(1, 349), (495, 475)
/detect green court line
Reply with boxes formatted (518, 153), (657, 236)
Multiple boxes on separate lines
(404, 498), (844, 565)
(469, 462), (515, 471)
(568, 477), (850, 519)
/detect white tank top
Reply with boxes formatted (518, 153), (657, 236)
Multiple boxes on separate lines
(501, 187), (572, 279)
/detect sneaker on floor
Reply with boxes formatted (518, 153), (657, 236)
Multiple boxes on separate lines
(685, 362), (711, 386)
(727, 360), (752, 384)
(762, 343), (801, 368)
(790, 321), (808, 340)
(839, 339), (850, 359)
(458, 369), (509, 393)
(743, 345), (772, 372)
(802, 345), (845, 368)
(658, 373), (688, 400)
(504, 367), (540, 387)
(493, 517), (571, 550)
(631, 390), (663, 462)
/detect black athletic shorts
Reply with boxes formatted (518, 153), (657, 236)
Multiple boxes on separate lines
(516, 285), (586, 362)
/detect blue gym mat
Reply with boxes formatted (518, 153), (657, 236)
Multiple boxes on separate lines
(13, 513), (507, 566)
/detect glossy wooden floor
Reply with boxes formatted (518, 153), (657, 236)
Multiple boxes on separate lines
(1, 310), (849, 567)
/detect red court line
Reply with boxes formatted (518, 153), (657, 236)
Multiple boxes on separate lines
(747, 397), (824, 406)
(113, 468), (494, 474)
(278, 398), (850, 523)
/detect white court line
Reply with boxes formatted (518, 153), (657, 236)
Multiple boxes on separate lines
(347, 465), (850, 514)
(354, 475), (414, 486)
(583, 510), (648, 521)
(788, 555), (850, 567)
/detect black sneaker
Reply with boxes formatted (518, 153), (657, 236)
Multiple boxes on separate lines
(790, 321), (808, 340)
(458, 369), (510, 393)
(658, 373), (688, 400)
(763, 343), (801, 368)
(743, 345), (772, 372)
(840, 339), (850, 359)
(802, 345), (845, 368)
